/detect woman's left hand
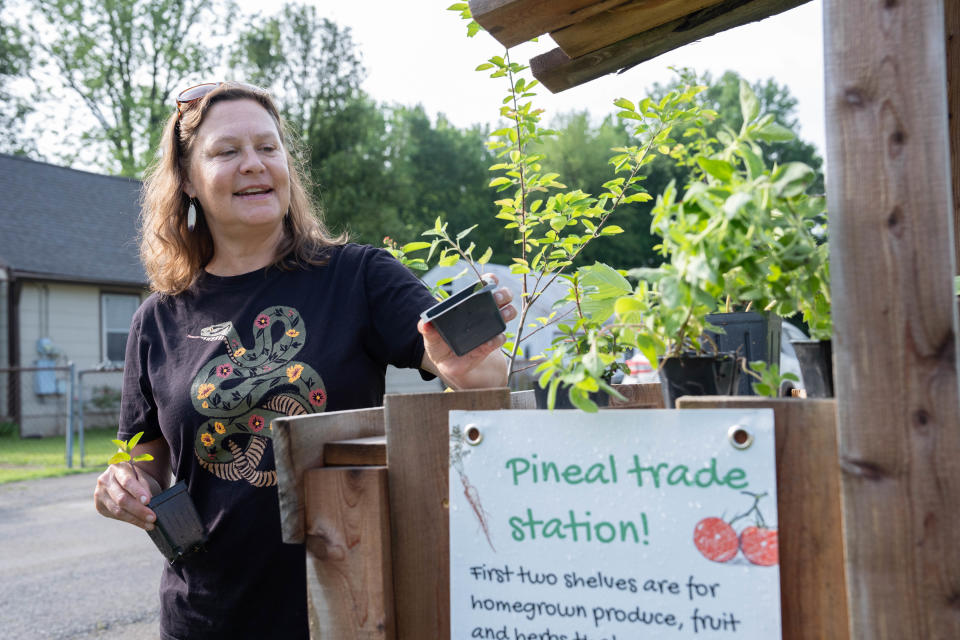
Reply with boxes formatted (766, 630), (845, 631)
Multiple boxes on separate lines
(418, 275), (516, 389)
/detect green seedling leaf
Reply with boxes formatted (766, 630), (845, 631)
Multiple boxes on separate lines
(128, 431), (143, 449)
(108, 451), (131, 465)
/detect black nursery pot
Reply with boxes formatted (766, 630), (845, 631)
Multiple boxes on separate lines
(658, 353), (740, 409)
(421, 282), (505, 357)
(791, 339), (834, 398)
(533, 384), (610, 410)
(705, 311), (782, 396)
(146, 480), (207, 564)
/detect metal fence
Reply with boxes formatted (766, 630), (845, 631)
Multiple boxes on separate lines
(0, 364), (125, 468)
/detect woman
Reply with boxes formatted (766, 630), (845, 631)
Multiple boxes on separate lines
(93, 82), (514, 639)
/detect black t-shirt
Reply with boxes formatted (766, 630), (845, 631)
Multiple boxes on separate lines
(118, 244), (437, 640)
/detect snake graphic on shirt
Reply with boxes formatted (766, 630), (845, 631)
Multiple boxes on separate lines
(188, 306), (326, 487)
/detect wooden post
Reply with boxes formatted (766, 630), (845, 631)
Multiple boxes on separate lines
(824, 0), (960, 637)
(676, 397), (848, 640)
(384, 389), (511, 640)
(274, 407), (385, 543)
(948, 0), (960, 272)
(304, 467), (394, 639)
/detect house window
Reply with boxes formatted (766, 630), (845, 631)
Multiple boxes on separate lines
(102, 293), (140, 364)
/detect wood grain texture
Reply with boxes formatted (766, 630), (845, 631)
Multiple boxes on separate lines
(304, 467), (394, 639)
(324, 436), (387, 467)
(947, 0), (960, 273)
(823, 0), (960, 636)
(551, 0), (727, 59)
(510, 389), (536, 408)
(385, 389), (511, 640)
(468, 0), (629, 48)
(609, 382), (664, 408)
(273, 407), (385, 544)
(676, 397), (848, 640)
(530, 0), (809, 93)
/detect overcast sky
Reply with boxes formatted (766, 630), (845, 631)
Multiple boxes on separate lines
(246, 0), (826, 154)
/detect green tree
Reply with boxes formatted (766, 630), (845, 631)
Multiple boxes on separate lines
(651, 69), (824, 190)
(0, 0), (34, 155)
(388, 106), (509, 261)
(30, 0), (230, 176)
(229, 2), (363, 146)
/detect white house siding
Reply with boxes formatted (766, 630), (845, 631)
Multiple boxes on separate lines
(17, 281), (146, 436)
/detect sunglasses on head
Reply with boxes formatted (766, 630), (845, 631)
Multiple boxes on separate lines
(175, 82), (223, 119)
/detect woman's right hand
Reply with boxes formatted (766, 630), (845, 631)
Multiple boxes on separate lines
(94, 437), (169, 530)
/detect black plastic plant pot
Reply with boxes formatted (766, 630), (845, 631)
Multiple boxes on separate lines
(791, 339), (834, 398)
(146, 480), (207, 564)
(658, 353), (740, 409)
(533, 384), (610, 410)
(421, 282), (505, 357)
(705, 311), (782, 396)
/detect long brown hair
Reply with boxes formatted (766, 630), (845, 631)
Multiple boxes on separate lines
(139, 82), (345, 295)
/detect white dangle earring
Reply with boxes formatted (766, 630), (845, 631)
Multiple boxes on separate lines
(187, 199), (197, 231)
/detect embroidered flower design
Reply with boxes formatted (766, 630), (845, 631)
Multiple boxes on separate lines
(216, 363), (233, 378)
(309, 388), (327, 407)
(287, 310), (295, 317)
(262, 365), (272, 372)
(214, 422), (226, 434)
(249, 415), (265, 432)
(233, 347), (247, 358)
(286, 364), (304, 383)
(201, 433), (215, 447)
(285, 329), (300, 338)
(255, 314), (270, 328)
(197, 383), (215, 400)
(202, 401), (209, 409)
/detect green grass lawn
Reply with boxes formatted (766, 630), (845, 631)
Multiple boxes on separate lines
(0, 426), (118, 484)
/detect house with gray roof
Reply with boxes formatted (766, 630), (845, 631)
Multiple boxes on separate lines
(0, 154), (148, 435)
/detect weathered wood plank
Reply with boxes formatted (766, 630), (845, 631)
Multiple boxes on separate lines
(824, 0), (960, 637)
(304, 467), (394, 639)
(273, 407), (385, 544)
(947, 0), (960, 273)
(510, 389), (536, 408)
(385, 389), (511, 640)
(551, 0), (727, 59)
(531, 0), (809, 93)
(610, 382), (664, 408)
(469, 0), (629, 49)
(676, 397), (848, 640)
(324, 436), (387, 467)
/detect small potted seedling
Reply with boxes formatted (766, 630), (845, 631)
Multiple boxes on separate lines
(110, 431), (206, 563)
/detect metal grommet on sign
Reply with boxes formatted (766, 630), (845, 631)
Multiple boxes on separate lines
(728, 425), (754, 450)
(465, 424), (483, 446)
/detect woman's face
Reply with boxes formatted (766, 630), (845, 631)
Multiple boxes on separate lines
(183, 99), (291, 239)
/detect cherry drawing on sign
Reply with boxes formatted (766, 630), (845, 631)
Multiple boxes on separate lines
(693, 491), (778, 566)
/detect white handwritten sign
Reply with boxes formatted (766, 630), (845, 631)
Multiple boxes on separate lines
(449, 409), (780, 640)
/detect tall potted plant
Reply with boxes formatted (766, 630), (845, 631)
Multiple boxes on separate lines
(389, 11), (715, 411)
(614, 80), (828, 405)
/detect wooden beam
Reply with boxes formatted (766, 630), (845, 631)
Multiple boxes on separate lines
(675, 397), (848, 640)
(324, 436), (387, 467)
(303, 467), (394, 639)
(273, 407), (385, 544)
(947, 0), (960, 274)
(551, 0), (727, 59)
(823, 0), (960, 637)
(469, 0), (629, 49)
(531, 0), (810, 93)
(384, 389), (511, 640)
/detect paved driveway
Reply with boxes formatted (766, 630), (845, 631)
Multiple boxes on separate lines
(0, 473), (162, 639)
